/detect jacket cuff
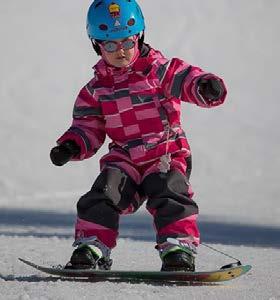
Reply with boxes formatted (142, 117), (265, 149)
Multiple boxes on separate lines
(192, 73), (227, 107)
(57, 132), (88, 160)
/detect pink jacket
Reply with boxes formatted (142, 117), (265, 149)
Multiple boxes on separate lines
(57, 46), (227, 165)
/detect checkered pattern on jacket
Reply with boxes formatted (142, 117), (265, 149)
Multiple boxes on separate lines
(57, 47), (227, 164)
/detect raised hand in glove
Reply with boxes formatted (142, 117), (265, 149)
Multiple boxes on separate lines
(50, 140), (80, 166)
(198, 78), (224, 101)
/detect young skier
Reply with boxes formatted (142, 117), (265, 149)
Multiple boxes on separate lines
(50, 0), (227, 272)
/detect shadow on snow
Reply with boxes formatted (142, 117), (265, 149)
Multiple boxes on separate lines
(0, 208), (279, 248)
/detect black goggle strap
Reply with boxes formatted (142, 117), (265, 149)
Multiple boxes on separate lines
(91, 39), (102, 56)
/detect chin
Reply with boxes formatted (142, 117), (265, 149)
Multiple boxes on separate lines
(115, 61), (130, 68)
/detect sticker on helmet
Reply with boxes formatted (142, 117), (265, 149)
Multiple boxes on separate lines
(109, 3), (121, 19)
(114, 20), (121, 27)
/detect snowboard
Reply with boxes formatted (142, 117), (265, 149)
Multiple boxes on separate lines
(19, 258), (252, 284)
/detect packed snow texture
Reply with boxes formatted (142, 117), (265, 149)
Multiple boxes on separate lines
(0, 0), (279, 299)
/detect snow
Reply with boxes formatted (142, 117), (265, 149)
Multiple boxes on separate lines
(0, 0), (280, 299)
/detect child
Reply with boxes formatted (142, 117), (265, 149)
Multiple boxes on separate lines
(50, 0), (227, 272)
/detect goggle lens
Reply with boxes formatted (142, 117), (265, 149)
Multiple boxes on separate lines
(121, 39), (136, 50)
(103, 39), (136, 53)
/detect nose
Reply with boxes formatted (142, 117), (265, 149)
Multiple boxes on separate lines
(116, 47), (125, 55)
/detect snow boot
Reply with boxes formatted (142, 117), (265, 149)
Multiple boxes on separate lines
(65, 244), (100, 270)
(157, 239), (196, 272)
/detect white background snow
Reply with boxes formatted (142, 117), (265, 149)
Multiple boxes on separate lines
(0, 0), (279, 299)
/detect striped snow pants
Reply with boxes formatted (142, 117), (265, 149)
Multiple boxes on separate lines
(74, 149), (200, 248)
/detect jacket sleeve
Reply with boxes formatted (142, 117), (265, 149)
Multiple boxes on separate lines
(158, 58), (227, 107)
(56, 81), (106, 160)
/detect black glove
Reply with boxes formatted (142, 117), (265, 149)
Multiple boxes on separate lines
(50, 140), (80, 166)
(198, 78), (224, 100)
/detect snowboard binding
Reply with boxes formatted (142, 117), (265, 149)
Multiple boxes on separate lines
(156, 238), (197, 272)
(66, 236), (113, 270)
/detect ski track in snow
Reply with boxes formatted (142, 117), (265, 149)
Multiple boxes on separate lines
(1, 0), (280, 299)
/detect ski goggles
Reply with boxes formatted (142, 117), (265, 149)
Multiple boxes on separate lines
(100, 38), (137, 53)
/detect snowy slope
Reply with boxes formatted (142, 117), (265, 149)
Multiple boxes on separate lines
(0, 0), (280, 299)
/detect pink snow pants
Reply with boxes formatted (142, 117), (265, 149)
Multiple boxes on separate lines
(74, 147), (200, 248)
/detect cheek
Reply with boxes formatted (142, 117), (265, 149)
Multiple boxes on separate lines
(126, 47), (137, 60)
(127, 49), (135, 59)
(101, 50), (115, 63)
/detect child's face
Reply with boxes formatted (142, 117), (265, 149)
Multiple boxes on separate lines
(100, 36), (138, 68)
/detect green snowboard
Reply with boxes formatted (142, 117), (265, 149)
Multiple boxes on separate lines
(19, 258), (252, 284)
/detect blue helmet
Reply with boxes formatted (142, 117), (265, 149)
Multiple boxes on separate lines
(86, 0), (145, 41)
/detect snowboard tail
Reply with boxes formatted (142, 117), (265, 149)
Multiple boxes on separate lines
(19, 258), (252, 283)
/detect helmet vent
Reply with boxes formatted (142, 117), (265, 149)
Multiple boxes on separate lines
(127, 18), (135, 26)
(99, 24), (108, 31)
(95, 1), (103, 8)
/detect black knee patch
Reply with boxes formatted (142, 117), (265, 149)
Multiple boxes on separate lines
(142, 171), (198, 230)
(79, 167), (139, 212)
(142, 171), (190, 199)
